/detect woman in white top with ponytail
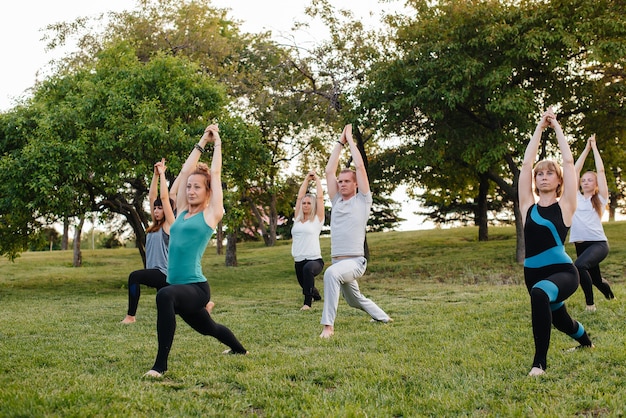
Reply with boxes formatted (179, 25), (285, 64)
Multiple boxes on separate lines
(291, 171), (325, 310)
(570, 134), (615, 311)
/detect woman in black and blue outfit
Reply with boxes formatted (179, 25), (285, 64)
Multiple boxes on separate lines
(518, 108), (593, 377)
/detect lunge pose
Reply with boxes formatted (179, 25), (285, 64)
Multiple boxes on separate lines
(121, 160), (175, 324)
(145, 124), (247, 378)
(570, 135), (614, 311)
(519, 108), (593, 377)
(292, 171), (325, 310)
(319, 124), (391, 338)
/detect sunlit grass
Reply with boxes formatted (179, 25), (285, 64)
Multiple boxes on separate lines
(1, 223), (625, 416)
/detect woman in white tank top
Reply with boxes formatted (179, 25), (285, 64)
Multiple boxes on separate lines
(291, 171), (325, 310)
(570, 135), (614, 311)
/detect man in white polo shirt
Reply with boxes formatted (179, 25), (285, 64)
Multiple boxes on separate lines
(319, 124), (392, 338)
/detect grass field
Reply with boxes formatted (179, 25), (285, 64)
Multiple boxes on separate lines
(1, 223), (625, 417)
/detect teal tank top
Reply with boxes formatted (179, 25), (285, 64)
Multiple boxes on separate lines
(166, 210), (214, 285)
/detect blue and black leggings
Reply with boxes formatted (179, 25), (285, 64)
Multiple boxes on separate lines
(525, 263), (593, 370)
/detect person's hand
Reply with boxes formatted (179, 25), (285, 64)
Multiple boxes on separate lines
(307, 170), (317, 181)
(339, 126), (348, 145)
(204, 124), (220, 144)
(587, 134), (596, 150)
(154, 158), (167, 175)
(344, 124), (353, 144)
(540, 107), (556, 130)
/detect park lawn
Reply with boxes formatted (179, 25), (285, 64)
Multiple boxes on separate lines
(1, 224), (625, 417)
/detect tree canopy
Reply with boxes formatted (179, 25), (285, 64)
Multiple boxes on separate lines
(362, 0), (626, 260)
(2, 0), (625, 263)
(0, 42), (227, 261)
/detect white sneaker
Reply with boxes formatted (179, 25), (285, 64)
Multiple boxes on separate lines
(585, 305), (597, 312)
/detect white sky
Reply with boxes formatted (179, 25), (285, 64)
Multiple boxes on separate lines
(0, 0), (428, 231)
(0, 0), (399, 111)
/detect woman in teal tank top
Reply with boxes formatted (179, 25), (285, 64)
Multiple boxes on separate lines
(145, 124), (247, 378)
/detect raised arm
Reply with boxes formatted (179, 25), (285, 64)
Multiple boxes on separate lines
(550, 116), (576, 224)
(148, 165), (159, 217)
(589, 135), (609, 200)
(155, 159), (175, 231)
(313, 172), (325, 221)
(325, 127), (346, 200)
(204, 125), (223, 228)
(519, 109), (553, 221)
(295, 172), (313, 216)
(574, 138), (591, 177)
(344, 124), (370, 195)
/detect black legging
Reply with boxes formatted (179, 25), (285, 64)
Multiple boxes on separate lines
(574, 241), (612, 305)
(525, 264), (592, 370)
(294, 258), (324, 306)
(127, 268), (168, 316)
(151, 281), (246, 374)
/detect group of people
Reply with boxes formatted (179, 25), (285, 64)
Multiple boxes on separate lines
(122, 112), (614, 378)
(519, 107), (614, 376)
(290, 124), (392, 338)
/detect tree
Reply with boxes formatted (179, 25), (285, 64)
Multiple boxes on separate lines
(286, 0), (405, 233)
(0, 42), (226, 263)
(45, 0), (341, 248)
(362, 0), (626, 261)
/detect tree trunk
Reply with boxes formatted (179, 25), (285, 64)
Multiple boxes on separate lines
(99, 195), (148, 266)
(73, 216), (85, 267)
(513, 197), (525, 264)
(225, 232), (237, 267)
(267, 193), (278, 246)
(476, 174), (489, 241)
(216, 220), (223, 255)
(609, 190), (619, 222)
(62, 216), (69, 250)
(130, 215), (147, 267)
(247, 196), (271, 245)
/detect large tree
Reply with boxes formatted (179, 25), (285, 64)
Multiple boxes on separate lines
(0, 42), (226, 263)
(44, 0), (343, 247)
(362, 0), (626, 261)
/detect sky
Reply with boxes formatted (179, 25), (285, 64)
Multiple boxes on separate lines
(0, 0), (401, 111)
(0, 0), (429, 231)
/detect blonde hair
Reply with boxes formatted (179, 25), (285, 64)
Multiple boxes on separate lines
(580, 171), (605, 218)
(339, 168), (357, 181)
(295, 194), (318, 222)
(533, 159), (563, 197)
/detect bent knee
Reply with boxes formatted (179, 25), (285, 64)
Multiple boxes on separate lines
(530, 286), (549, 303)
(155, 287), (173, 305)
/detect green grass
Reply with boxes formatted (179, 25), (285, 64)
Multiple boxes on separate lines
(1, 224), (626, 417)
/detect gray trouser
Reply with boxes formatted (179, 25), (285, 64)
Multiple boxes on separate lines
(320, 256), (389, 326)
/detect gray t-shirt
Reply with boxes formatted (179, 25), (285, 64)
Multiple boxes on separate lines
(145, 227), (169, 275)
(330, 191), (372, 258)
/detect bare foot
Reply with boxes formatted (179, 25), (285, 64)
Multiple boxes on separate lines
(121, 315), (136, 324)
(206, 301), (215, 314)
(222, 349), (250, 355)
(144, 370), (163, 378)
(300, 305), (311, 311)
(319, 325), (334, 338)
(528, 367), (545, 377)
